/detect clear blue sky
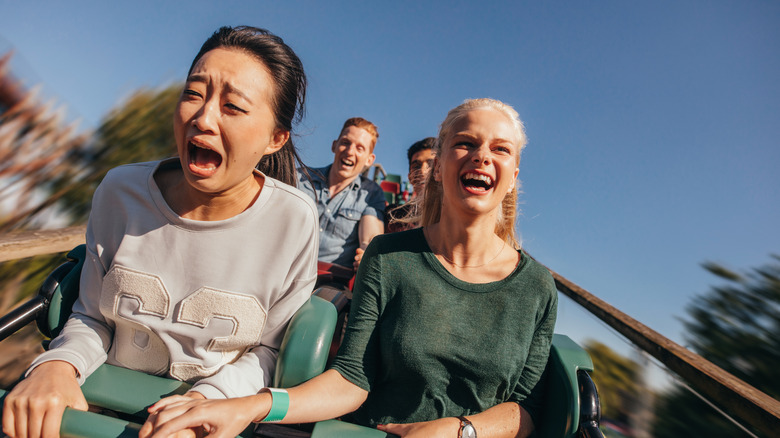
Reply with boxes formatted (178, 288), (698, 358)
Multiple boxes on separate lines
(2, 1), (778, 362)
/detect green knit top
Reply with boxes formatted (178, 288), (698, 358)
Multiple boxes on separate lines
(330, 228), (558, 427)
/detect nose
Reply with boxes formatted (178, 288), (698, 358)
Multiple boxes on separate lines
(472, 144), (490, 165)
(191, 99), (218, 133)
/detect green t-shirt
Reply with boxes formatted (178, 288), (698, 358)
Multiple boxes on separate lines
(330, 228), (558, 427)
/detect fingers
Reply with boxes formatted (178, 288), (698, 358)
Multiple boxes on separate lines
(138, 410), (156, 438)
(377, 422), (405, 434)
(2, 397), (15, 437)
(3, 361), (86, 438)
(40, 407), (65, 438)
(145, 414), (209, 438)
(148, 395), (193, 414)
(2, 400), (19, 438)
(353, 248), (365, 269)
(170, 427), (199, 438)
(142, 402), (205, 438)
(26, 401), (45, 438)
(70, 392), (89, 412)
(3, 391), (65, 438)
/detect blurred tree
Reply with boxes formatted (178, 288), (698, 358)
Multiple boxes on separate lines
(584, 340), (643, 426)
(652, 255), (780, 437)
(0, 52), (90, 231)
(46, 85), (180, 223)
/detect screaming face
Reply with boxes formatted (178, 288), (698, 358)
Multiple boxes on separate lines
(173, 47), (287, 197)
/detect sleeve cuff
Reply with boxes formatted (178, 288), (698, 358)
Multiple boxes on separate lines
(27, 351), (91, 385)
(189, 383), (227, 399)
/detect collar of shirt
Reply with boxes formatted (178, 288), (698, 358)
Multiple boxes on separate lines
(311, 164), (364, 194)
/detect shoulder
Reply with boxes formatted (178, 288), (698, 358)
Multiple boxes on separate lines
(297, 165), (328, 183)
(518, 252), (557, 299)
(101, 160), (159, 186)
(365, 228), (424, 257)
(359, 175), (383, 192)
(95, 160), (161, 199)
(265, 177), (318, 222)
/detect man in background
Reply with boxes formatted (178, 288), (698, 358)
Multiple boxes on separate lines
(386, 137), (436, 232)
(406, 137), (436, 198)
(297, 118), (385, 269)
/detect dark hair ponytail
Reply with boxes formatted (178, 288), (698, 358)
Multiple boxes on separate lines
(191, 26), (307, 186)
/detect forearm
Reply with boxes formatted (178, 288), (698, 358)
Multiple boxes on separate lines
(28, 313), (112, 383)
(358, 216), (383, 249)
(469, 402), (533, 438)
(378, 402), (533, 438)
(257, 369), (368, 424)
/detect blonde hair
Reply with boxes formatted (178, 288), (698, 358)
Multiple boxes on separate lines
(411, 98), (527, 248)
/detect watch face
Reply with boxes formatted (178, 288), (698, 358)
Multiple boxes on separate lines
(462, 424), (477, 438)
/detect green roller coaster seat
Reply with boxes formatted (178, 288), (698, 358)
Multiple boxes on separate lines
(43, 245), (87, 339)
(538, 334), (594, 438)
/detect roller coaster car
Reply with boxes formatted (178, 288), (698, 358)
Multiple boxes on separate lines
(0, 245), (603, 438)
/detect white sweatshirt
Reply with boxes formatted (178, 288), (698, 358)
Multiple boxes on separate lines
(30, 159), (319, 399)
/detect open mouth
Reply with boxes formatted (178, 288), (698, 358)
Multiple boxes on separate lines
(340, 158), (355, 168)
(188, 142), (223, 177)
(461, 172), (494, 193)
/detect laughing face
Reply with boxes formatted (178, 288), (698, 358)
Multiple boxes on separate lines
(330, 126), (376, 184)
(434, 108), (520, 217)
(173, 47), (288, 197)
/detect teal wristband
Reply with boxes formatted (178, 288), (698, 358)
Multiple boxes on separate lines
(261, 388), (289, 423)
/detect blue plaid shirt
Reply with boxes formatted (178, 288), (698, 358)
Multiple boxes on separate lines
(297, 165), (386, 267)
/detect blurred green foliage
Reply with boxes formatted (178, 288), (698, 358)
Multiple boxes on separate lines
(49, 84), (181, 222)
(0, 254), (62, 303)
(652, 255), (780, 437)
(584, 340), (642, 425)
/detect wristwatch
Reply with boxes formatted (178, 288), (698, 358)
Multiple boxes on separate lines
(457, 415), (477, 438)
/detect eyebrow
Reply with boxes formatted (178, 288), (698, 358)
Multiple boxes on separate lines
(185, 74), (253, 105)
(224, 83), (253, 105)
(452, 132), (514, 145)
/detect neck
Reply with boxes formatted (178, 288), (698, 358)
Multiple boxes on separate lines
(425, 208), (503, 268)
(328, 168), (358, 197)
(158, 170), (264, 221)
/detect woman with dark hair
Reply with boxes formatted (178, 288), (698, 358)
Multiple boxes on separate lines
(140, 98), (557, 438)
(2, 26), (318, 438)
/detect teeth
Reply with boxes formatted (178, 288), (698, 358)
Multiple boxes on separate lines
(342, 159), (355, 166)
(464, 172), (493, 185)
(190, 142), (213, 152)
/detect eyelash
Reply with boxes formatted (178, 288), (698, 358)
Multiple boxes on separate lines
(182, 86), (247, 113)
(225, 103), (247, 113)
(454, 141), (511, 155)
